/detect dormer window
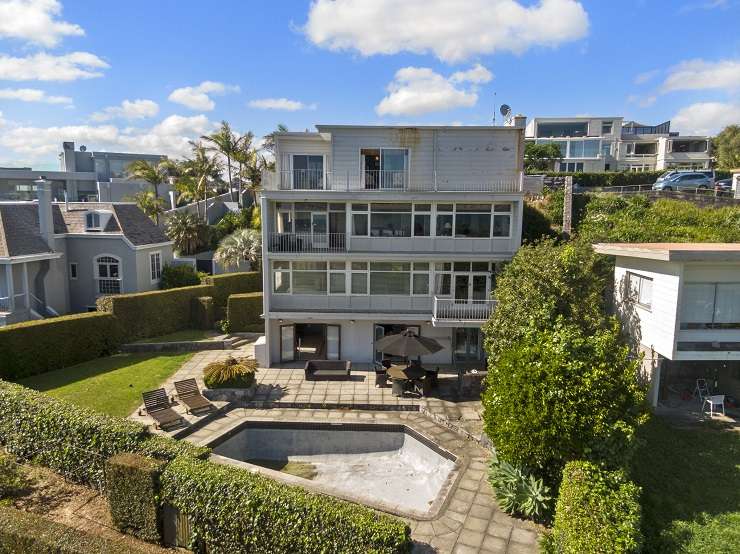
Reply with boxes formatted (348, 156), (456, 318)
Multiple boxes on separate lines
(86, 212), (102, 231)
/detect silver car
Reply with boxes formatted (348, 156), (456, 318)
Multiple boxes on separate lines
(653, 172), (713, 191)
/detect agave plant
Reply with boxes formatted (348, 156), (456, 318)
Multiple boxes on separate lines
(488, 454), (552, 521)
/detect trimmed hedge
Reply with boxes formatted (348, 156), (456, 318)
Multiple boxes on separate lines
(226, 292), (263, 332)
(0, 380), (209, 488)
(106, 453), (164, 543)
(205, 271), (262, 307)
(97, 284), (212, 342)
(546, 461), (642, 553)
(160, 456), (411, 553)
(0, 506), (151, 553)
(160, 264), (202, 290)
(0, 312), (119, 380)
(191, 296), (215, 330)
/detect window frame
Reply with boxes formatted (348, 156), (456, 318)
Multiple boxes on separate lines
(85, 211), (102, 231)
(94, 254), (122, 296)
(626, 271), (653, 310)
(358, 146), (411, 190)
(69, 262), (78, 280)
(149, 251), (162, 284)
(680, 282), (740, 329)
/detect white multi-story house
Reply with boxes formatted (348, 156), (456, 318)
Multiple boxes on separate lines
(257, 124), (527, 368)
(525, 117), (712, 173)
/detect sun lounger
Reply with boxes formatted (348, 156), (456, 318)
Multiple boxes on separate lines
(174, 378), (215, 414)
(142, 388), (184, 429)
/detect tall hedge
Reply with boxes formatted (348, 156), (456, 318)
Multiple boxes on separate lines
(226, 292), (264, 332)
(160, 456), (411, 554)
(0, 380), (208, 487)
(0, 312), (119, 380)
(205, 271), (262, 307)
(97, 284), (212, 342)
(546, 461), (642, 553)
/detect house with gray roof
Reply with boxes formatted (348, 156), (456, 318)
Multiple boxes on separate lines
(0, 179), (174, 326)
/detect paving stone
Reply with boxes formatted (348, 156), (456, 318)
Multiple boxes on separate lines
(507, 541), (539, 554)
(463, 516), (489, 533)
(510, 527), (538, 545)
(481, 535), (508, 553)
(469, 504), (494, 520)
(457, 530), (485, 548)
(487, 521), (513, 539)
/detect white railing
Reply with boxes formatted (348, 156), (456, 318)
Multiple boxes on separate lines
(0, 296), (9, 312)
(263, 170), (523, 193)
(433, 297), (497, 321)
(268, 232), (347, 253)
(0, 293), (27, 312)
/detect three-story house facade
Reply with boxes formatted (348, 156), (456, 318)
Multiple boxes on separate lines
(258, 124), (526, 368)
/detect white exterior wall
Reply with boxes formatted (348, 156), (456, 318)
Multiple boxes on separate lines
(276, 135), (332, 174)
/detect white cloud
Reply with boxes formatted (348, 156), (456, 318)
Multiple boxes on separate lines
(376, 65), (490, 117)
(168, 81), (240, 111)
(0, 51), (108, 81)
(634, 69), (659, 85)
(626, 94), (657, 108)
(248, 98), (316, 111)
(90, 99), (159, 122)
(671, 101), (740, 135)
(679, 0), (728, 14)
(0, 0), (83, 47)
(0, 114), (216, 160)
(662, 59), (740, 92)
(304, 0), (589, 63)
(0, 87), (71, 104)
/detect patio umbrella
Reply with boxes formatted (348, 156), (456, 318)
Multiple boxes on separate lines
(375, 329), (444, 358)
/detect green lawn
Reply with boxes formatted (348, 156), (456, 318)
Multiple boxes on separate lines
(631, 417), (740, 553)
(18, 353), (193, 417)
(135, 329), (217, 343)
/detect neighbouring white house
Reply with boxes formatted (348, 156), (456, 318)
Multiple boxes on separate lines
(255, 123), (531, 368)
(594, 243), (740, 408)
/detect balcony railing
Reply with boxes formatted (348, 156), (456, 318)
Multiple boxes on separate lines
(262, 170), (523, 193)
(433, 297), (497, 322)
(268, 232), (347, 253)
(0, 293), (27, 313)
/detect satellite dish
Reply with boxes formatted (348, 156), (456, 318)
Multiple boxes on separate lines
(80, 145), (87, 152)
(500, 104), (512, 118)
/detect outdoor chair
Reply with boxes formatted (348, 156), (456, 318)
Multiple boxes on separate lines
(142, 388), (184, 430)
(174, 378), (215, 414)
(694, 378), (710, 402)
(704, 395), (726, 417)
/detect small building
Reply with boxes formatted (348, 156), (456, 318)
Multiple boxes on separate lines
(594, 242), (740, 408)
(0, 180), (174, 326)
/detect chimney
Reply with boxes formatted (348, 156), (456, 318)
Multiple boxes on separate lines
(35, 178), (55, 250)
(511, 114), (527, 128)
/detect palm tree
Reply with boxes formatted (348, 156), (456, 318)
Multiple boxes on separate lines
(202, 121), (238, 201)
(129, 190), (165, 223)
(232, 131), (255, 203)
(126, 159), (176, 223)
(180, 142), (223, 223)
(262, 123), (288, 155)
(214, 228), (262, 271)
(165, 211), (201, 255)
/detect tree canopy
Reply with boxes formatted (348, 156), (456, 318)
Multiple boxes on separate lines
(524, 142), (562, 173)
(713, 125), (740, 170)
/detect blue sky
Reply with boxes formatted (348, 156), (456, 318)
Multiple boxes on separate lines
(0, 0), (739, 168)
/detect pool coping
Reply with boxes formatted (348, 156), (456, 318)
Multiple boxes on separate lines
(198, 413), (469, 521)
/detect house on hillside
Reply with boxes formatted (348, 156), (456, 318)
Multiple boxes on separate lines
(0, 179), (174, 326)
(594, 243), (740, 408)
(255, 122), (527, 368)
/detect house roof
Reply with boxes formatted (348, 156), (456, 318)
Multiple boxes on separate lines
(593, 242), (740, 262)
(0, 202), (170, 258)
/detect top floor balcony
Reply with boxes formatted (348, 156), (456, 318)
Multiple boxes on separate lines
(262, 169), (523, 194)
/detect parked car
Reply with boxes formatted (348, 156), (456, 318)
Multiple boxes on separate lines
(655, 169), (714, 184)
(715, 178), (732, 192)
(653, 172), (713, 191)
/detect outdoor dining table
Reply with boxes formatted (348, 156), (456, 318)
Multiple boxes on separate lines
(387, 364), (426, 397)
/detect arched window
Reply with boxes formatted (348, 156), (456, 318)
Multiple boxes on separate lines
(95, 255), (122, 295)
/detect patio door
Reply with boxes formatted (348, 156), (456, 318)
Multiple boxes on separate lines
(280, 324), (294, 362)
(453, 328), (484, 363)
(326, 325), (340, 360)
(454, 274), (488, 303)
(311, 212), (328, 249)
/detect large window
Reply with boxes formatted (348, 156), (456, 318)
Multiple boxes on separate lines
(436, 203), (511, 238)
(95, 255), (121, 295)
(292, 261), (327, 294)
(536, 122), (587, 138)
(292, 155), (324, 189)
(361, 148), (408, 189)
(370, 203), (411, 237)
(454, 204), (491, 238)
(149, 251), (162, 283)
(568, 139), (600, 158)
(413, 204), (431, 236)
(559, 162), (584, 172)
(273, 261), (291, 293)
(627, 272), (652, 309)
(681, 283), (740, 329)
(369, 262), (411, 295)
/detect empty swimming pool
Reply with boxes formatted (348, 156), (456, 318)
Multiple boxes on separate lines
(208, 421), (458, 516)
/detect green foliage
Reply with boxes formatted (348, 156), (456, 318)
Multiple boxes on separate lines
(213, 208), (253, 237)
(0, 379), (208, 488)
(203, 356), (257, 389)
(226, 291), (263, 332)
(214, 228), (262, 271)
(540, 170), (664, 187)
(129, 190), (165, 223)
(166, 211), (203, 255)
(0, 506), (152, 553)
(713, 124), (740, 169)
(160, 264), (203, 290)
(0, 312), (119, 380)
(522, 202), (557, 243)
(488, 455), (551, 521)
(97, 284), (213, 342)
(541, 187), (592, 228)
(190, 296), (215, 330)
(160, 455), (411, 553)
(250, 204), (261, 231)
(547, 461), (642, 554)
(216, 319), (231, 334)
(204, 271), (262, 307)
(525, 142), (562, 172)
(577, 195), (740, 243)
(0, 452), (28, 500)
(105, 453), (164, 543)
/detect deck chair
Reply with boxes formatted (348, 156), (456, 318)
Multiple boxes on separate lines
(174, 378), (215, 414)
(142, 388), (184, 430)
(704, 395), (726, 417)
(694, 379), (710, 402)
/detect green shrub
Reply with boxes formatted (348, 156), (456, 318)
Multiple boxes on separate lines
(0, 312), (119, 380)
(203, 356), (257, 389)
(160, 264), (203, 290)
(0, 506), (151, 553)
(0, 452), (29, 501)
(105, 453), (164, 543)
(205, 271), (262, 307)
(160, 456), (411, 553)
(488, 455), (551, 521)
(97, 284), (213, 342)
(547, 461), (642, 553)
(190, 296), (215, 330)
(0, 380), (208, 488)
(226, 291), (263, 332)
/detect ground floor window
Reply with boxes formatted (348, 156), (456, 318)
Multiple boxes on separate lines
(95, 255), (121, 295)
(453, 328), (485, 363)
(559, 162), (584, 172)
(374, 324), (420, 364)
(280, 323), (340, 362)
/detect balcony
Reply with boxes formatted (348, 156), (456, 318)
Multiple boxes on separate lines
(432, 297), (496, 325)
(268, 232), (347, 253)
(0, 293), (27, 313)
(262, 170), (523, 193)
